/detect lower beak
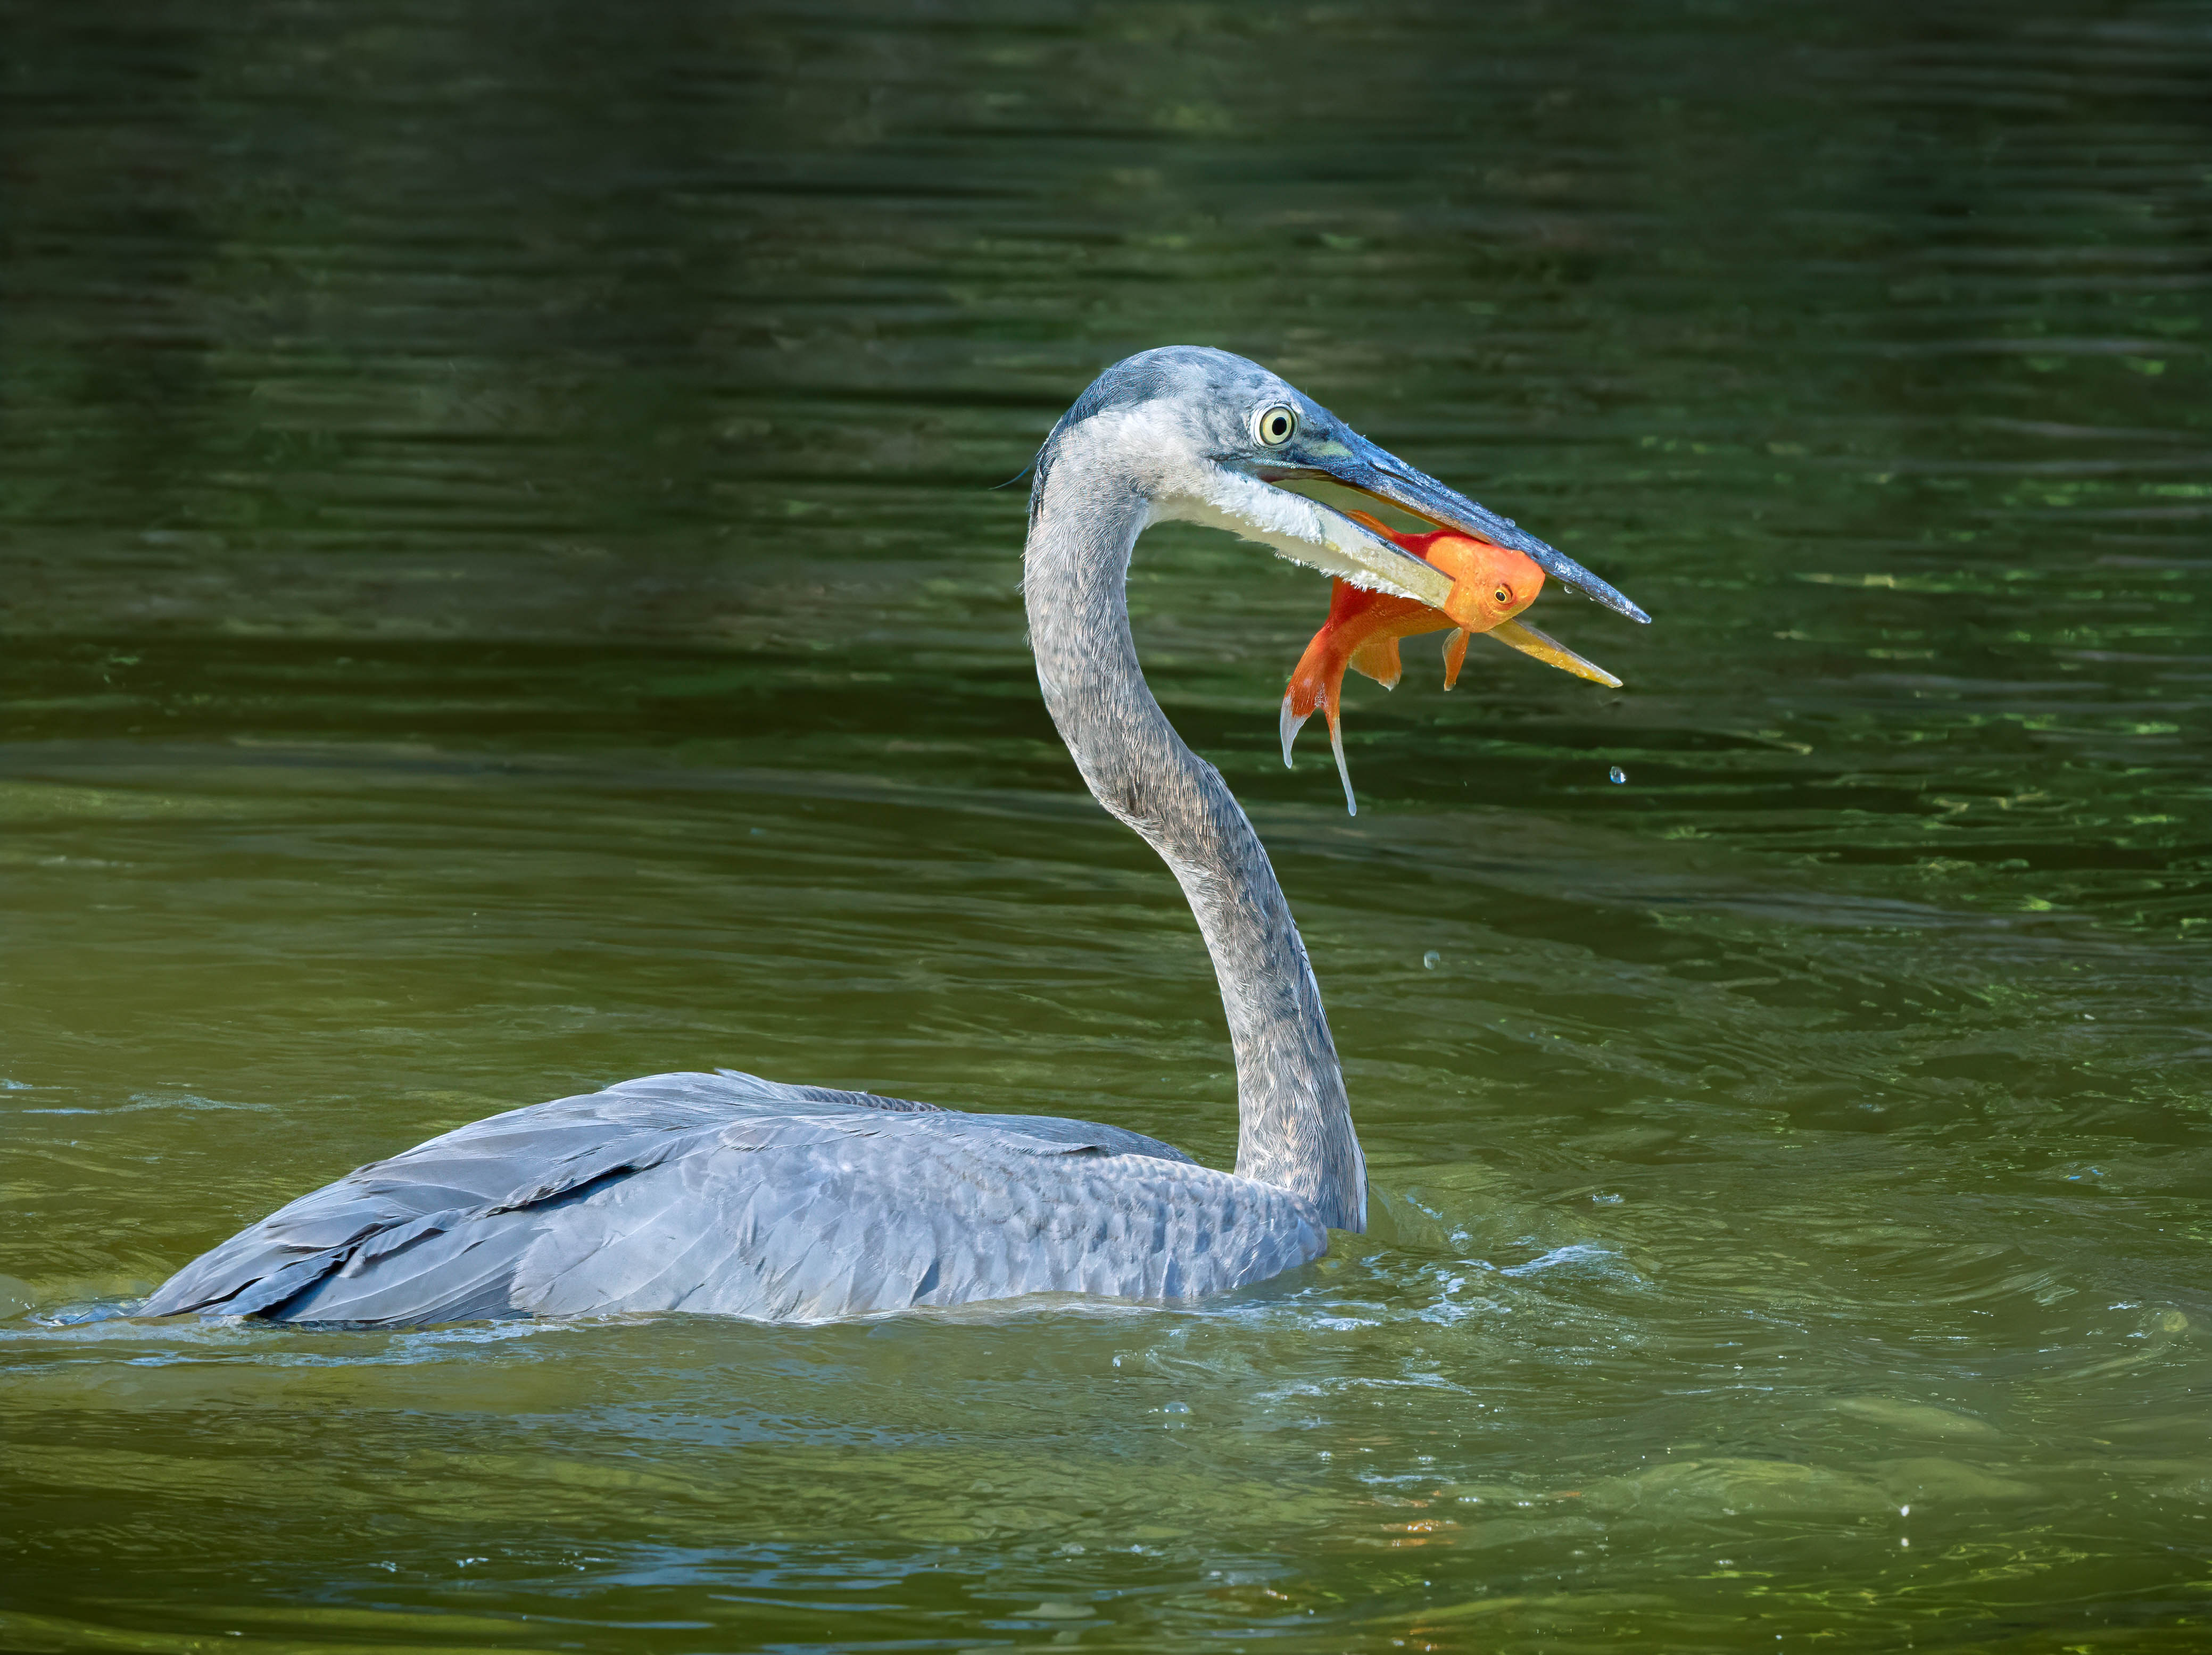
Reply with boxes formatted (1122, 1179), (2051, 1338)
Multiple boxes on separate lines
(1485, 617), (1623, 689)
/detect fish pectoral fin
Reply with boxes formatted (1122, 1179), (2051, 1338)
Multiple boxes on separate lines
(1441, 629), (1469, 690)
(1348, 634), (1404, 689)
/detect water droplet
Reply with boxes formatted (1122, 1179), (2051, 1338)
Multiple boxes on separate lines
(1422, 950), (1441, 969)
(1609, 765), (1627, 784)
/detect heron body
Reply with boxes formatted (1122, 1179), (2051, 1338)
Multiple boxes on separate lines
(141, 346), (1643, 1327)
(139, 1072), (1328, 1323)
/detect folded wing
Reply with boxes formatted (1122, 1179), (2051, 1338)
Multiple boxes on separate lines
(139, 1071), (1328, 1326)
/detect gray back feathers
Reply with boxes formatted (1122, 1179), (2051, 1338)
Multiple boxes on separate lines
(140, 1072), (1329, 1325)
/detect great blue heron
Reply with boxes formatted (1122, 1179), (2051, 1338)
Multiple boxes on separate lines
(140, 347), (1645, 1326)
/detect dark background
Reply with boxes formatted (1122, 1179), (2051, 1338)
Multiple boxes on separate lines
(3, 3), (2209, 1651)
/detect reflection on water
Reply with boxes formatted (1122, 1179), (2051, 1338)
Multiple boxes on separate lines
(3, 0), (2207, 1649)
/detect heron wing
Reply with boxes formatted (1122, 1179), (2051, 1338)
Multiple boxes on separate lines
(138, 1071), (1327, 1326)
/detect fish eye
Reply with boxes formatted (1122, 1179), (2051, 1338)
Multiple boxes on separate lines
(1254, 404), (1298, 446)
(1493, 585), (1512, 604)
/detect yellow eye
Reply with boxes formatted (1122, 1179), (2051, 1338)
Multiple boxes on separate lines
(1255, 404), (1297, 446)
(1493, 586), (1512, 604)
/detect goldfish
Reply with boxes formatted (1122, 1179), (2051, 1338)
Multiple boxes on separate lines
(1281, 510), (1619, 814)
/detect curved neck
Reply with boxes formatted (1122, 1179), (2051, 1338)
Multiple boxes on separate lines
(1023, 442), (1366, 1232)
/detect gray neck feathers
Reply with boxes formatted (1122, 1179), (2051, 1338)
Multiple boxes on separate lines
(1023, 429), (1366, 1232)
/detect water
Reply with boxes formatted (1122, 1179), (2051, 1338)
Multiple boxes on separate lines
(3, 1), (2208, 1648)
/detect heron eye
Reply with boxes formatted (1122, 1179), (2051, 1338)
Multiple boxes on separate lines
(1255, 404), (1297, 446)
(1493, 586), (1512, 605)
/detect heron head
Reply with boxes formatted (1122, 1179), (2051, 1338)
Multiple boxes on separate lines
(1036, 346), (1645, 686)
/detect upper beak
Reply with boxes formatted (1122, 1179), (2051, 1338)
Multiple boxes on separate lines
(1259, 428), (1650, 626)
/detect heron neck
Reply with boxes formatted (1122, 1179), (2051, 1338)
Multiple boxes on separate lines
(1023, 457), (1366, 1233)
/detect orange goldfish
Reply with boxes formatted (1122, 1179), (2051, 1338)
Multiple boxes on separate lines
(1282, 511), (1617, 813)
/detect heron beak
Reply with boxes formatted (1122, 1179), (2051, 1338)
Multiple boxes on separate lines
(1260, 427), (1650, 626)
(1255, 430), (1635, 691)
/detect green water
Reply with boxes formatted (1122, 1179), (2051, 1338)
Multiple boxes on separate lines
(3, 2), (2208, 1649)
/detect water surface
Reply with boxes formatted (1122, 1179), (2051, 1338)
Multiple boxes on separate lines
(3, 2), (2209, 1649)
